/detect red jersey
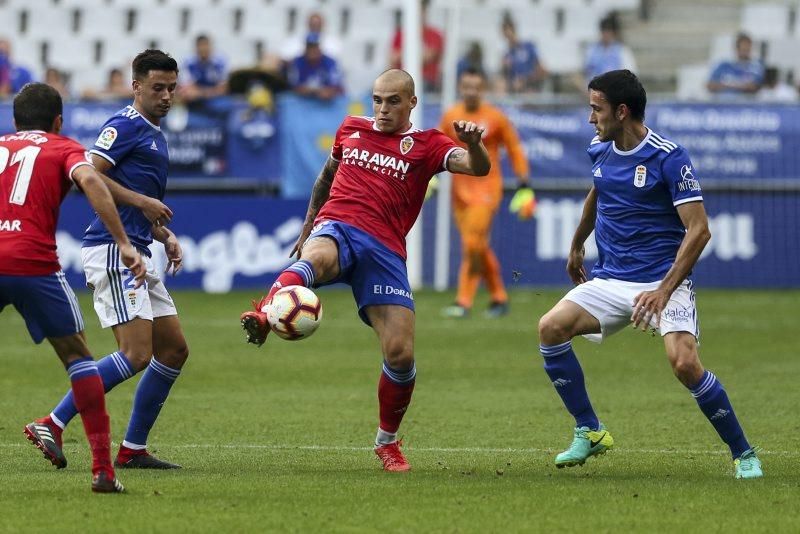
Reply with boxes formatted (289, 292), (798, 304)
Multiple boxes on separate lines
(0, 131), (92, 276)
(317, 116), (458, 259)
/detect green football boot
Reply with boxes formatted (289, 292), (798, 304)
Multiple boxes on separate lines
(734, 448), (763, 479)
(555, 424), (614, 468)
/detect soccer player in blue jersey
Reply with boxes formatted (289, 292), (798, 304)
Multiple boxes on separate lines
(537, 70), (762, 479)
(26, 50), (188, 470)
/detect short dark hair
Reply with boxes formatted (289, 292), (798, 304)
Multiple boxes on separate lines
(196, 34), (210, 45)
(13, 82), (63, 132)
(588, 69), (646, 122)
(132, 49), (178, 82)
(735, 32), (752, 47)
(460, 67), (486, 81)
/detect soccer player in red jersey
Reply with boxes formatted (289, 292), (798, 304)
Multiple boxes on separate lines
(0, 83), (145, 493)
(241, 69), (490, 471)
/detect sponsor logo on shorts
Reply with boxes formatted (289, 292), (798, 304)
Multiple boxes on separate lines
(128, 291), (136, 307)
(663, 307), (691, 322)
(373, 284), (413, 300)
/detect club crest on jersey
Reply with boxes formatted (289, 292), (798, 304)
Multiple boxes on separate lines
(400, 136), (414, 155)
(634, 165), (647, 188)
(95, 127), (117, 150)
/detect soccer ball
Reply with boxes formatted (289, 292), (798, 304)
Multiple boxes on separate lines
(262, 286), (323, 340)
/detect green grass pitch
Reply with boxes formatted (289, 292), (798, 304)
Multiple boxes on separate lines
(1, 288), (798, 532)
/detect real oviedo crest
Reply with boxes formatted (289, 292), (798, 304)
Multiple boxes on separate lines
(634, 165), (647, 188)
(400, 136), (414, 155)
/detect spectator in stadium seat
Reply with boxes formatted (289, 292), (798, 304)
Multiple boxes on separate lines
(44, 67), (71, 101)
(707, 32), (764, 97)
(456, 41), (486, 81)
(0, 38), (35, 96)
(390, 0), (445, 93)
(499, 14), (547, 94)
(82, 68), (133, 101)
(579, 16), (637, 88)
(280, 11), (342, 64)
(181, 34), (228, 102)
(286, 33), (344, 101)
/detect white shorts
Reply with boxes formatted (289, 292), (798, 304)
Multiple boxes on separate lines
(562, 278), (699, 343)
(82, 244), (177, 328)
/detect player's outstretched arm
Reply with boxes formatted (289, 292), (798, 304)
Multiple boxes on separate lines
(567, 186), (598, 285)
(290, 157), (340, 258)
(447, 120), (491, 176)
(90, 154), (173, 227)
(73, 166), (145, 287)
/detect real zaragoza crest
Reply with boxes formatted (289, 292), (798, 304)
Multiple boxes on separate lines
(400, 136), (414, 155)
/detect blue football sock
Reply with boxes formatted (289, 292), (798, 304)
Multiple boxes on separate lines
(51, 352), (135, 428)
(541, 341), (600, 430)
(123, 358), (181, 448)
(689, 370), (751, 459)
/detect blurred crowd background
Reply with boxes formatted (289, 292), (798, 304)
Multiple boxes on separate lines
(1, 0), (798, 104)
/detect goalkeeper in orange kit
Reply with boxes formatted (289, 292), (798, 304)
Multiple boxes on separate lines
(439, 68), (534, 318)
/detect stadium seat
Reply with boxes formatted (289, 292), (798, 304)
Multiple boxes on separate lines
(561, 8), (602, 42)
(344, 6), (396, 39)
(75, 6), (127, 40)
(510, 6), (558, 41)
(458, 6), (504, 42)
(765, 38), (800, 78)
(536, 37), (582, 74)
(47, 38), (96, 72)
(239, 4), (292, 41)
(187, 6), (237, 36)
(129, 5), (184, 38)
(740, 3), (790, 39)
(676, 64), (711, 101)
(22, 6), (73, 42)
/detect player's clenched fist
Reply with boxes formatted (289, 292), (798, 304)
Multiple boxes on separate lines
(453, 120), (485, 146)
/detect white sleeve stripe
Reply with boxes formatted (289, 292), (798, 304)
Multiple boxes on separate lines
(442, 147), (459, 172)
(329, 149), (340, 162)
(68, 161), (94, 182)
(89, 149), (116, 166)
(673, 196), (703, 206)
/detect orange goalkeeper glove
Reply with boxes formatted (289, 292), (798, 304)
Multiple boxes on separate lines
(509, 184), (537, 220)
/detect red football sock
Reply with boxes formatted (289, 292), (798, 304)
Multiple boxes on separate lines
(378, 373), (416, 434)
(71, 374), (113, 478)
(257, 270), (305, 310)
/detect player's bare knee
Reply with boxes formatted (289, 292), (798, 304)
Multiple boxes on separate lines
(383, 340), (414, 370)
(157, 343), (189, 369)
(671, 354), (703, 386)
(538, 313), (570, 345)
(121, 348), (153, 372)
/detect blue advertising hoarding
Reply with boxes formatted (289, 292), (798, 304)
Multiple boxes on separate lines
(55, 192), (800, 291)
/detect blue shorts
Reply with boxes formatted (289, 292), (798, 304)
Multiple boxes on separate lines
(0, 271), (85, 344)
(309, 220), (414, 325)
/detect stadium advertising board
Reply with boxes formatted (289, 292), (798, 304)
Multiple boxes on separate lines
(56, 194), (799, 291)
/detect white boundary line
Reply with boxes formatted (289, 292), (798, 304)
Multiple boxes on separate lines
(0, 443), (794, 456)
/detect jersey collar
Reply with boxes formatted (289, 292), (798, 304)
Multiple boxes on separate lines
(612, 127), (651, 156)
(371, 120), (416, 135)
(130, 104), (162, 131)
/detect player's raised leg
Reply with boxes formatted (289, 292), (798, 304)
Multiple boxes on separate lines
(664, 332), (762, 479)
(241, 236), (338, 346)
(366, 304), (415, 472)
(538, 299), (613, 467)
